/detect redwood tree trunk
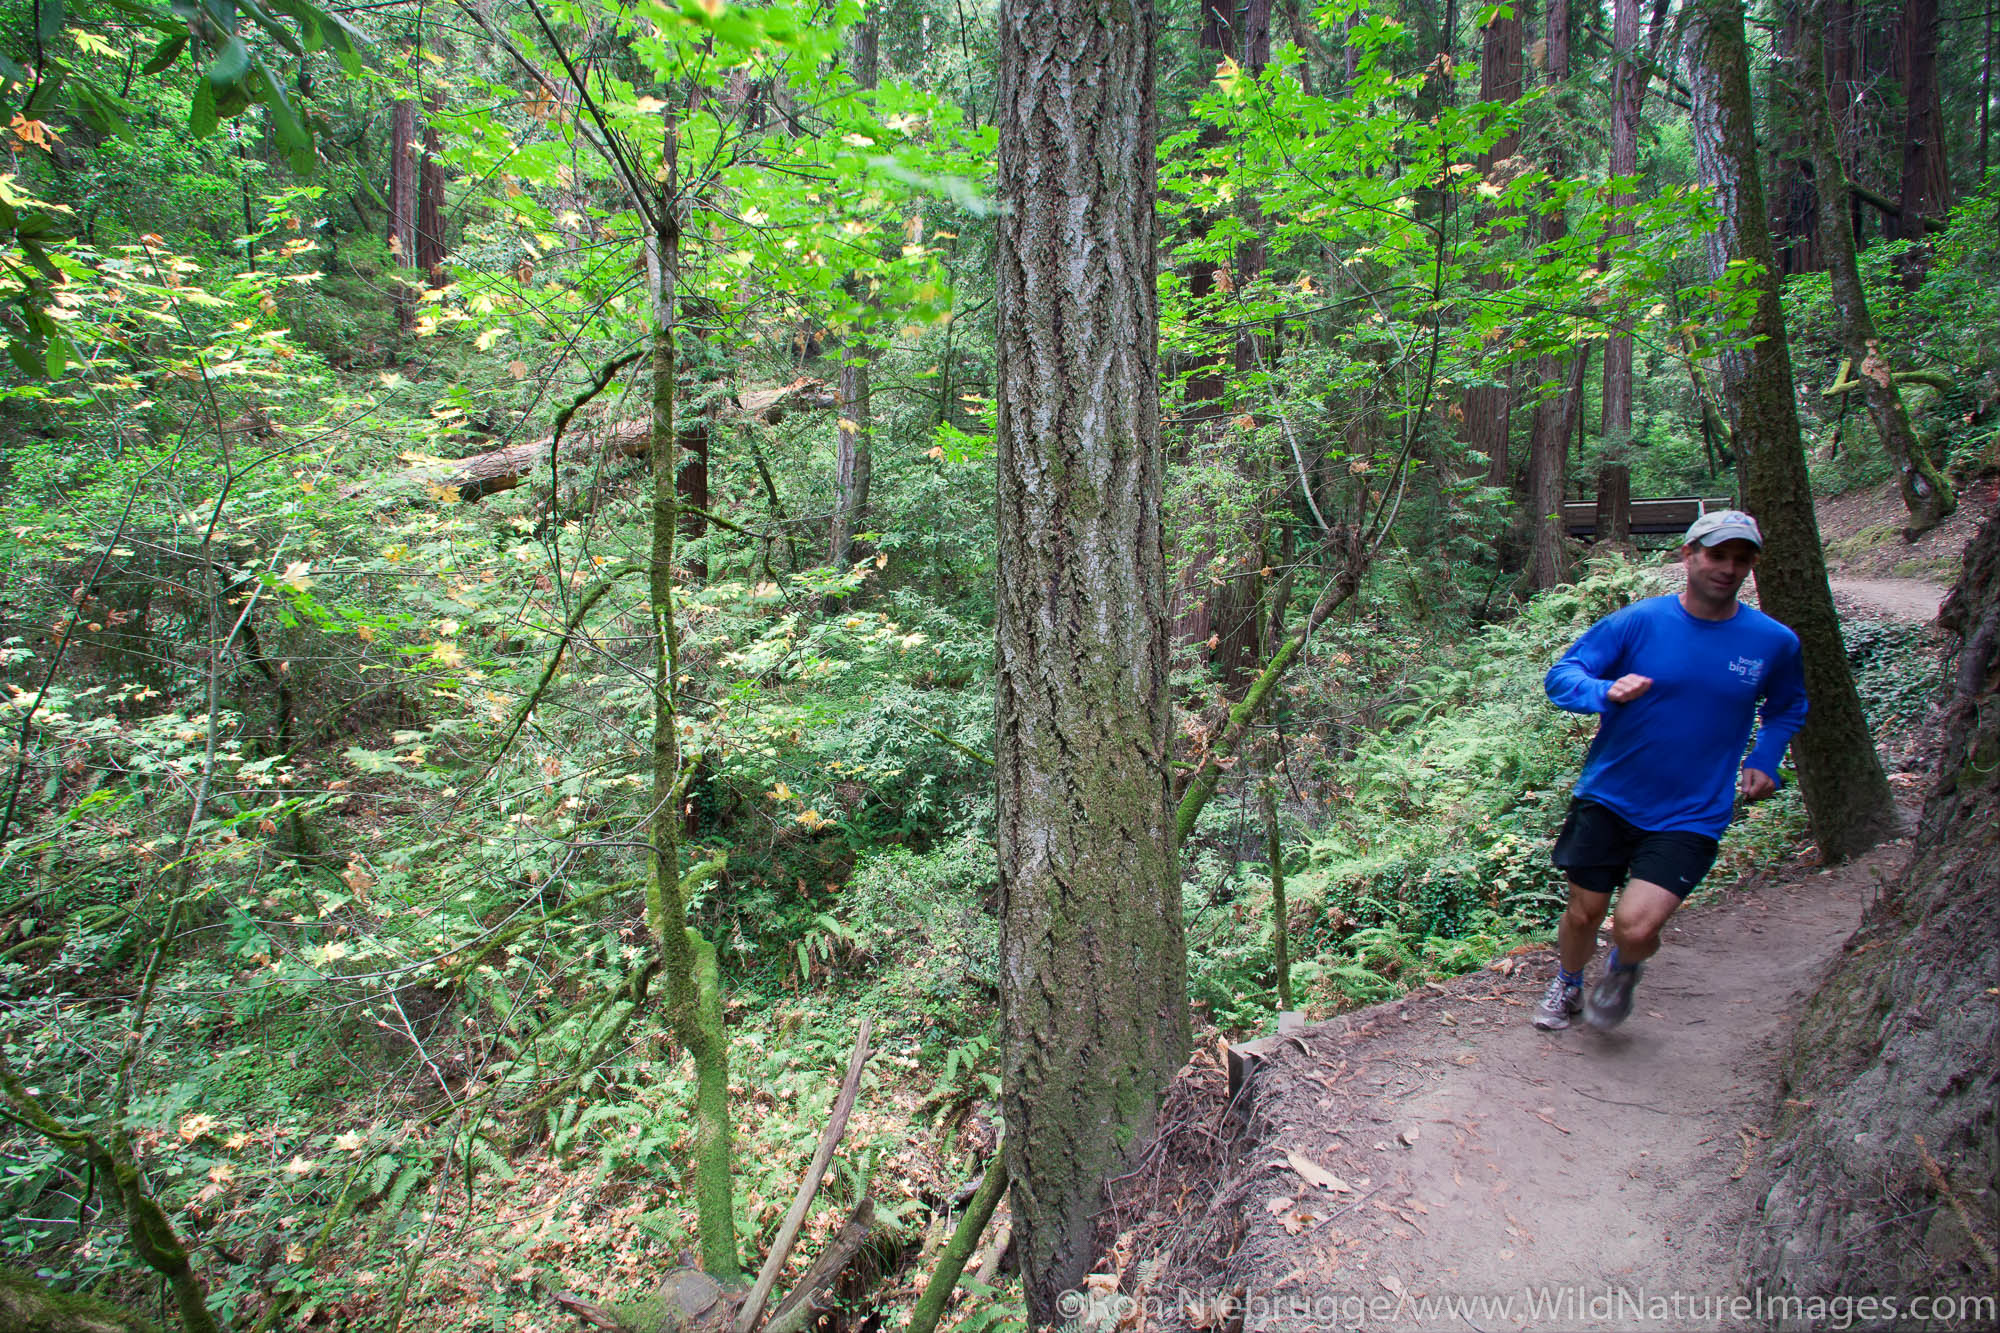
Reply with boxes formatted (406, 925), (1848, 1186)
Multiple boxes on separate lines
(995, 1), (1186, 1318)
(1891, 0), (1950, 252)
(1465, 1), (1525, 488)
(1682, 0), (1899, 862)
(388, 95), (417, 328)
(416, 91), (448, 282)
(1800, 0), (1955, 535)
(1526, 0), (1577, 590)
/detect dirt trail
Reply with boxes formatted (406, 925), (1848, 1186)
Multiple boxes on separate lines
(1210, 846), (1900, 1332)
(1824, 576), (1946, 622)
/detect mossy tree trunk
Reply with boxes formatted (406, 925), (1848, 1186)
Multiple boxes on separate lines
(994, 0), (1187, 1318)
(1798, 0), (1955, 536)
(644, 120), (739, 1286)
(1682, 0), (1899, 862)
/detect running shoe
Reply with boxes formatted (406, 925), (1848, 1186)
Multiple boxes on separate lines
(1532, 975), (1583, 1030)
(1585, 962), (1645, 1031)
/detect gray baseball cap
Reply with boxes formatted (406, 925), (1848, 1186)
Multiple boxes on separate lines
(1683, 508), (1763, 549)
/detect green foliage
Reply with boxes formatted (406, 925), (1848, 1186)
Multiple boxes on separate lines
(1277, 559), (1661, 1012)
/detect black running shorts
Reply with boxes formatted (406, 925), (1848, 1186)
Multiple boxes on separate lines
(1550, 799), (1720, 899)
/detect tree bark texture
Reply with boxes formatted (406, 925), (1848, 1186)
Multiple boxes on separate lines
(831, 21), (878, 575)
(1526, 0), (1577, 591)
(1890, 0), (1950, 248)
(1682, 0), (1900, 862)
(1767, 5), (1826, 276)
(417, 91), (448, 280)
(1799, 0), (1955, 535)
(1465, 1), (1525, 488)
(995, 1), (1187, 1319)
(389, 94), (418, 328)
(1595, 461), (1632, 545)
(830, 356), (873, 570)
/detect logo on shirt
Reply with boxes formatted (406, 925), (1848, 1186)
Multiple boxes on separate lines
(1728, 655), (1765, 685)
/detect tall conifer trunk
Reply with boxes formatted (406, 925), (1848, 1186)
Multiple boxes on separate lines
(1682, 0), (1900, 862)
(1465, 1), (1524, 489)
(830, 19), (878, 574)
(1526, 0), (1577, 590)
(995, 1), (1185, 1318)
(1891, 0), (1950, 252)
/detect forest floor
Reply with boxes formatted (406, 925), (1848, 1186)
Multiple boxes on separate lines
(1098, 479), (1994, 1333)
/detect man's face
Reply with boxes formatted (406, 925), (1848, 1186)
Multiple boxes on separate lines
(1683, 538), (1760, 601)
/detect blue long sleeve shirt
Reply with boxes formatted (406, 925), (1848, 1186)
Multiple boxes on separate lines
(1545, 594), (1809, 837)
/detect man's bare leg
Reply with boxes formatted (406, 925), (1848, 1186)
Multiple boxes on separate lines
(1605, 878), (1684, 966)
(1556, 881), (1612, 976)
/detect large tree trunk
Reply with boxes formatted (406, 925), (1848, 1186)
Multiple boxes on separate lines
(1744, 511), (1999, 1312)
(995, 1), (1186, 1319)
(1800, 0), (1955, 536)
(1682, 0), (1900, 863)
(1464, 1), (1525, 489)
(416, 91), (448, 282)
(388, 94), (417, 329)
(1890, 0), (1950, 253)
(1526, 0), (1577, 591)
(1767, 5), (1826, 276)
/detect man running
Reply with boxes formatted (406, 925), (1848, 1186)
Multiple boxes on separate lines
(1535, 510), (1808, 1032)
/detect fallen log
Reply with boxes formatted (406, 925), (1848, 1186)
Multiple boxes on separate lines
(407, 377), (837, 502)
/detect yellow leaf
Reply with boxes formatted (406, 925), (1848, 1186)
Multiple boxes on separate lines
(796, 809), (826, 829)
(284, 1156), (318, 1176)
(179, 1113), (219, 1143)
(280, 560), (313, 591)
(767, 782), (793, 802)
(223, 1132), (251, 1150)
(333, 1131), (366, 1152)
(508, 360), (529, 379)
(838, 418), (860, 434)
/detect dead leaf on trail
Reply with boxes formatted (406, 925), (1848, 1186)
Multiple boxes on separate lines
(1286, 1150), (1353, 1193)
(1533, 1111), (1573, 1135)
(1267, 1196), (1296, 1216)
(1399, 1126), (1421, 1147)
(1455, 1053), (1478, 1066)
(1281, 1208), (1319, 1236)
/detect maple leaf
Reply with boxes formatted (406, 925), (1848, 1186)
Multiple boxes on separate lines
(334, 1131), (366, 1152)
(179, 1113), (219, 1143)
